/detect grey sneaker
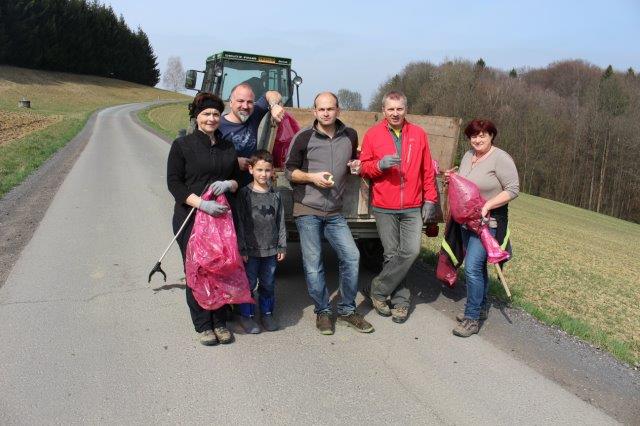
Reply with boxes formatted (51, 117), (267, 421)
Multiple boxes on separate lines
(198, 329), (218, 346)
(370, 297), (392, 317)
(453, 318), (480, 337)
(261, 314), (279, 332)
(456, 306), (489, 322)
(316, 313), (334, 335)
(391, 305), (409, 324)
(337, 312), (374, 333)
(239, 316), (261, 334)
(213, 326), (234, 344)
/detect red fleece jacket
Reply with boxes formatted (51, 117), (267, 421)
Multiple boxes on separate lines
(360, 119), (437, 209)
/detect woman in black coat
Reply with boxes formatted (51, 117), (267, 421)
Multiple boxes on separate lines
(167, 93), (241, 346)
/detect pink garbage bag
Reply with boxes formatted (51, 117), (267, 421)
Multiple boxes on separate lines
(447, 174), (509, 264)
(185, 190), (254, 310)
(272, 111), (300, 168)
(436, 250), (458, 287)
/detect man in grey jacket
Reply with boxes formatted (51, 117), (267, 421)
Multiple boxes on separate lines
(285, 92), (374, 336)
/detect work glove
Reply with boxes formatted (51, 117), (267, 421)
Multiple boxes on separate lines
(209, 180), (234, 196)
(421, 201), (437, 223)
(198, 199), (229, 216)
(378, 154), (401, 171)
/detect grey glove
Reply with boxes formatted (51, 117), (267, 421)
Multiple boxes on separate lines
(421, 201), (437, 223)
(378, 154), (401, 170)
(198, 199), (229, 216)
(209, 180), (233, 196)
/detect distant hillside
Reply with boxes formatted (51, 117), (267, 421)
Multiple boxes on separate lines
(0, 66), (187, 116)
(0, 66), (189, 196)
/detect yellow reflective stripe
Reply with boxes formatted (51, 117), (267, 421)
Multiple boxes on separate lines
(500, 227), (510, 250)
(441, 239), (459, 266)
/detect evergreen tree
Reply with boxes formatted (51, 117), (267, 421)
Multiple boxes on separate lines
(0, 0), (160, 86)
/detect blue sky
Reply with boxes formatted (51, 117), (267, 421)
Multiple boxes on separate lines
(106, 0), (640, 107)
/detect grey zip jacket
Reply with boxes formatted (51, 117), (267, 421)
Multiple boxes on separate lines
(285, 119), (358, 212)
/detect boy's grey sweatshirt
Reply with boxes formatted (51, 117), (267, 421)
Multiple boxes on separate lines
(235, 184), (286, 257)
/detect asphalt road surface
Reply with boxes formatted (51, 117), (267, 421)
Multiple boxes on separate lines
(0, 104), (630, 424)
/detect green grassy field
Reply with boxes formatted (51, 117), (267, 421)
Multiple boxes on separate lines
(0, 66), (189, 197)
(141, 102), (640, 366)
(422, 194), (640, 365)
(138, 101), (191, 140)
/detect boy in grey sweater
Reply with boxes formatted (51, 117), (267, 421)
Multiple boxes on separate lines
(235, 150), (286, 333)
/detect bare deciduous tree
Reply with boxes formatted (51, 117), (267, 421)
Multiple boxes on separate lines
(162, 56), (185, 92)
(337, 89), (363, 110)
(368, 59), (640, 223)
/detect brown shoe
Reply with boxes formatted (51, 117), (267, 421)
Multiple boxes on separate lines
(198, 329), (218, 346)
(453, 318), (480, 337)
(391, 305), (409, 324)
(337, 312), (374, 333)
(213, 326), (234, 344)
(316, 313), (334, 335)
(370, 297), (391, 317)
(456, 306), (489, 322)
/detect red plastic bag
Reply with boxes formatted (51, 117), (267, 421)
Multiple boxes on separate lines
(185, 190), (254, 310)
(436, 250), (458, 287)
(272, 111), (300, 168)
(447, 174), (509, 264)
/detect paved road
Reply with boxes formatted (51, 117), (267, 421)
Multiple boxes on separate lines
(0, 104), (620, 424)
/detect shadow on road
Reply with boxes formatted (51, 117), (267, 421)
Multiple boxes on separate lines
(152, 283), (186, 292)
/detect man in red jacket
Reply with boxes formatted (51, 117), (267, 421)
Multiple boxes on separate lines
(359, 91), (438, 323)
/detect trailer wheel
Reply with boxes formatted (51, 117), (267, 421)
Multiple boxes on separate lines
(358, 239), (384, 273)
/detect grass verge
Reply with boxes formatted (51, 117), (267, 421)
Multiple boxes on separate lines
(0, 65), (189, 197)
(0, 114), (89, 197)
(421, 194), (640, 366)
(138, 101), (190, 141)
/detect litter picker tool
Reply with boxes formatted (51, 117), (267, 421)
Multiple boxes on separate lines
(148, 179), (214, 283)
(148, 207), (196, 283)
(493, 264), (511, 299)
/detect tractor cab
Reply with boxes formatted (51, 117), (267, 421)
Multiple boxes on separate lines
(185, 51), (302, 107)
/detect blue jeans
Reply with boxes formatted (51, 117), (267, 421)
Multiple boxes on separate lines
(295, 214), (359, 315)
(239, 255), (277, 317)
(461, 226), (496, 320)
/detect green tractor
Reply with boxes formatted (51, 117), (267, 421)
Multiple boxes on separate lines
(185, 51), (302, 107)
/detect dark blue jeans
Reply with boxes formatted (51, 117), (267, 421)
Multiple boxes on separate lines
(295, 214), (359, 316)
(462, 226), (496, 320)
(239, 255), (277, 317)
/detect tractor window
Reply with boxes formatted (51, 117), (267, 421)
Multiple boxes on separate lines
(202, 66), (216, 94)
(220, 60), (291, 105)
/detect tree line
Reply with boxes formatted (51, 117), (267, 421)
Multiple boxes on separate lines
(0, 0), (159, 86)
(370, 59), (640, 223)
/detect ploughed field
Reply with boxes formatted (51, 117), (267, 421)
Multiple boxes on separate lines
(141, 101), (640, 366)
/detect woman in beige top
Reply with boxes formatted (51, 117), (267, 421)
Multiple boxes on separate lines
(451, 119), (519, 337)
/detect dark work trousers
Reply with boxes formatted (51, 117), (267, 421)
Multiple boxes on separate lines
(173, 213), (228, 332)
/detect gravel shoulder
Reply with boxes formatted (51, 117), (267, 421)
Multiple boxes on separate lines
(1, 104), (638, 424)
(0, 111), (97, 289)
(410, 262), (640, 424)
